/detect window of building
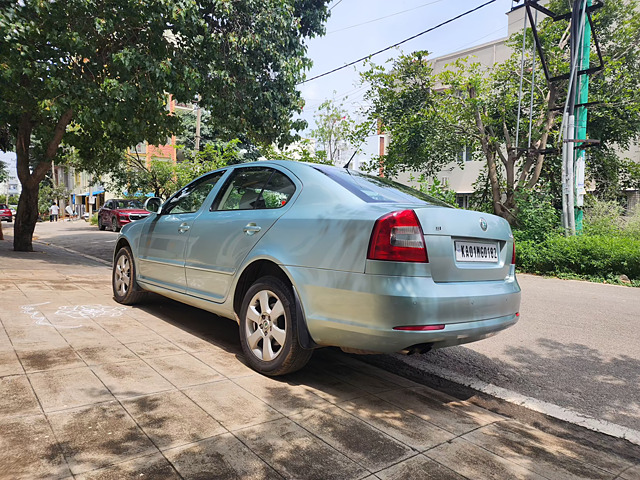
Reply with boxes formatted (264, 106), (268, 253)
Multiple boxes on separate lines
(456, 194), (471, 209)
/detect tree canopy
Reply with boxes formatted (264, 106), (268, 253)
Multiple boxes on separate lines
(0, 0), (330, 250)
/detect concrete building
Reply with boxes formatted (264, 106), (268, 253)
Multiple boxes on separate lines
(0, 151), (21, 201)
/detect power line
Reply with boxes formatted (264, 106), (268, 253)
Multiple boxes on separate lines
(330, 0), (344, 11)
(327, 0), (447, 35)
(299, 0), (498, 84)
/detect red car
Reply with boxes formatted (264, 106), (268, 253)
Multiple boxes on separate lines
(98, 199), (150, 232)
(0, 204), (12, 223)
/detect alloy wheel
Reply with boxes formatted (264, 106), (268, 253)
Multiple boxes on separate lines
(244, 289), (287, 361)
(114, 254), (130, 297)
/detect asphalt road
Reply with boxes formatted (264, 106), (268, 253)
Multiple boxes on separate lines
(26, 220), (640, 434)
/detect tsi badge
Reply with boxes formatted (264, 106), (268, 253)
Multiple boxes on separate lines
(479, 218), (488, 231)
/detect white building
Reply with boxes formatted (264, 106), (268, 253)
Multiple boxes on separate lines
(0, 151), (21, 200)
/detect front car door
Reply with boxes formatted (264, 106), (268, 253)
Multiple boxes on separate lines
(100, 201), (113, 226)
(137, 171), (226, 292)
(185, 166), (298, 302)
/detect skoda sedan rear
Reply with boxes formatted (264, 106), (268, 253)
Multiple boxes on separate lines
(112, 161), (520, 376)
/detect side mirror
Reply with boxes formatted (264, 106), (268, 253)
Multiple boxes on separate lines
(144, 197), (163, 214)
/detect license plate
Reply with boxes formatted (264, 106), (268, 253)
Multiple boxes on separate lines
(455, 241), (499, 263)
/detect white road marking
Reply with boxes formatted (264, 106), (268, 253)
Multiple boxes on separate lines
(408, 359), (640, 446)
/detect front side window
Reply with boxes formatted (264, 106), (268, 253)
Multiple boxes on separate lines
(215, 167), (295, 211)
(164, 171), (224, 215)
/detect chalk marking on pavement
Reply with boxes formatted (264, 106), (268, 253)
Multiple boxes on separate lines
(21, 303), (83, 329)
(55, 305), (127, 319)
(22, 303), (127, 328)
(407, 360), (640, 446)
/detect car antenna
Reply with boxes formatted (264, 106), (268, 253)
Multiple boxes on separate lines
(343, 150), (357, 170)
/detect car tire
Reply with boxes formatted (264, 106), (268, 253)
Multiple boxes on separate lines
(239, 276), (313, 376)
(112, 217), (120, 232)
(112, 246), (146, 305)
(98, 217), (105, 231)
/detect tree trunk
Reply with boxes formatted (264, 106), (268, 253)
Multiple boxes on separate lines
(13, 180), (40, 251)
(12, 108), (73, 251)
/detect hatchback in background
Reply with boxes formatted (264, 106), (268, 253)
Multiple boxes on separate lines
(112, 161), (520, 376)
(0, 204), (12, 222)
(98, 199), (150, 232)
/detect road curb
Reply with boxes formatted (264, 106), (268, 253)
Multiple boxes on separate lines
(387, 354), (640, 447)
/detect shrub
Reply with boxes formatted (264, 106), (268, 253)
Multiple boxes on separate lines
(512, 190), (561, 243)
(517, 234), (640, 281)
(624, 205), (640, 240)
(583, 198), (625, 237)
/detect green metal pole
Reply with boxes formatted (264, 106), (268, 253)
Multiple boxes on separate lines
(575, 0), (591, 233)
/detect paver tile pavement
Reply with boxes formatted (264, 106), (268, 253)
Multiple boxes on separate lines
(1, 232), (640, 479)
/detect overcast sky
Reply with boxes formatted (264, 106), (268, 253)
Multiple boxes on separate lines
(297, 0), (517, 160)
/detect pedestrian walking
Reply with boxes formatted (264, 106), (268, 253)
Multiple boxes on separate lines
(49, 202), (59, 222)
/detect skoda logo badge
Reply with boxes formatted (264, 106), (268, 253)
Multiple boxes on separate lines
(480, 218), (488, 231)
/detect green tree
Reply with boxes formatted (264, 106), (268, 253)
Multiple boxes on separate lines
(358, 0), (640, 224)
(310, 97), (359, 165)
(38, 182), (69, 219)
(0, 0), (330, 251)
(106, 140), (242, 199)
(359, 52), (467, 179)
(0, 160), (7, 183)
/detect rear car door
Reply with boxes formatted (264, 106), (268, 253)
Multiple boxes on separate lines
(137, 171), (225, 292)
(184, 166), (298, 302)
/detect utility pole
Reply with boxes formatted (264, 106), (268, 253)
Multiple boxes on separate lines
(194, 95), (202, 152)
(563, 0), (589, 236)
(574, 0), (591, 233)
(518, 0), (602, 236)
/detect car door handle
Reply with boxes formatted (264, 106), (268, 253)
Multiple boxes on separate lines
(243, 223), (262, 235)
(178, 222), (190, 234)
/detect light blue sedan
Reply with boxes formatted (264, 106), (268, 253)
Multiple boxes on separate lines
(112, 160), (520, 376)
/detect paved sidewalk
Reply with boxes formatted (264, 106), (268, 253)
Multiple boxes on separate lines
(1, 235), (639, 479)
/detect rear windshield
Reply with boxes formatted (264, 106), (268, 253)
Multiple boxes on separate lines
(0, 204), (7, 209)
(313, 166), (452, 207)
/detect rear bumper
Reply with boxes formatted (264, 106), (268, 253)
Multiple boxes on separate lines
(286, 266), (521, 353)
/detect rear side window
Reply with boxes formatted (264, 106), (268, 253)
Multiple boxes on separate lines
(313, 166), (451, 207)
(262, 171), (296, 208)
(214, 167), (295, 211)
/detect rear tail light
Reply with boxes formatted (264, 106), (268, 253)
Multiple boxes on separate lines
(368, 210), (428, 263)
(511, 241), (516, 265)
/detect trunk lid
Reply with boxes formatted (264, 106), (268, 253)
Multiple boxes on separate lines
(413, 206), (514, 282)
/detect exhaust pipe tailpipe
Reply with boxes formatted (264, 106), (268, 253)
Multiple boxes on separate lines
(400, 343), (433, 356)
